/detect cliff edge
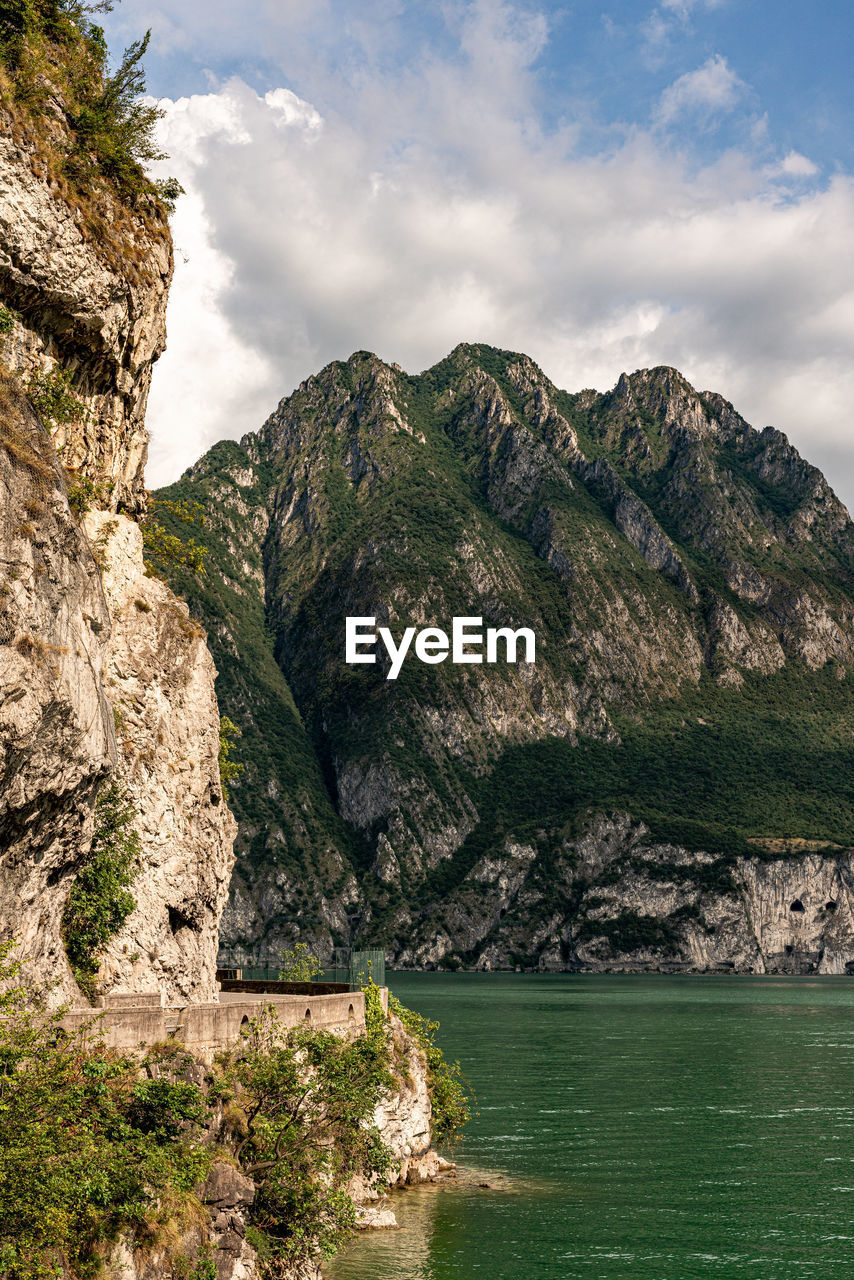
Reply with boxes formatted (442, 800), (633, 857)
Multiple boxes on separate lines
(0, 18), (234, 1004)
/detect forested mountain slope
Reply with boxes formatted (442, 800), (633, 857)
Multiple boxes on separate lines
(157, 345), (854, 973)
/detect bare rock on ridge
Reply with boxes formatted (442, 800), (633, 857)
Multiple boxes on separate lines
(84, 511), (237, 1004)
(0, 382), (114, 1000)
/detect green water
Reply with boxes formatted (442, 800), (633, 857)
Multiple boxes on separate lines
(325, 973), (854, 1280)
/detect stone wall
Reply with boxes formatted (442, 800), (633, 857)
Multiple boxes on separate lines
(61, 989), (370, 1061)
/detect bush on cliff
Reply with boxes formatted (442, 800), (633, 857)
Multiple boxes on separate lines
(61, 777), (141, 1001)
(0, 953), (470, 1277)
(0, 944), (213, 1280)
(142, 498), (208, 580)
(214, 1004), (396, 1268)
(0, 0), (182, 212)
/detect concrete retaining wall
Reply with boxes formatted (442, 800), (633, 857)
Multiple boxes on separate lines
(61, 989), (378, 1061)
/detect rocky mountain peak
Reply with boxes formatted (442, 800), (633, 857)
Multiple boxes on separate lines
(151, 343), (854, 974)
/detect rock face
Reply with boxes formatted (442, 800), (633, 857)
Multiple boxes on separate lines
(0, 379), (113, 999)
(83, 512), (236, 1003)
(0, 59), (229, 1006)
(156, 344), (854, 974)
(406, 812), (854, 975)
(0, 110), (173, 512)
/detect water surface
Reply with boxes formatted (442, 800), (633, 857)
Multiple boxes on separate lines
(326, 973), (854, 1280)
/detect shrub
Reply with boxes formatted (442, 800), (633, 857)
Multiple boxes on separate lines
(142, 500), (208, 580)
(277, 942), (322, 983)
(0, 304), (19, 344)
(26, 365), (84, 428)
(0, 946), (472, 1274)
(218, 714), (244, 800)
(0, 941), (213, 1279)
(67, 29), (171, 201)
(65, 470), (107, 514)
(62, 777), (141, 1000)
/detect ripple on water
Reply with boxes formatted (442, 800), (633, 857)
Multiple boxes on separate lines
(325, 974), (854, 1280)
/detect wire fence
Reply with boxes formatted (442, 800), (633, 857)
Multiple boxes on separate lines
(218, 948), (387, 992)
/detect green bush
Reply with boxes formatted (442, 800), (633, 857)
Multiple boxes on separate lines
(26, 365), (83, 428)
(62, 777), (140, 1000)
(0, 942), (213, 1279)
(218, 714), (244, 800)
(67, 29), (170, 200)
(0, 304), (18, 340)
(277, 941), (322, 982)
(142, 499), (208, 579)
(65, 471), (108, 514)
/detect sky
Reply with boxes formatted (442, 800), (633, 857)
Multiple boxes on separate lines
(99, 1), (854, 508)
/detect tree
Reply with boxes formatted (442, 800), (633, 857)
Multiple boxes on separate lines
(218, 715), (244, 799)
(221, 1009), (394, 1265)
(277, 942), (323, 983)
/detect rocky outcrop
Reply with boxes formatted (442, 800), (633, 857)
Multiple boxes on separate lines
(393, 812), (854, 976)
(108, 1156), (262, 1280)
(0, 49), (230, 1010)
(82, 511), (237, 1004)
(0, 379), (113, 1000)
(106, 1009), (444, 1279)
(0, 111), (172, 512)
(348, 1010), (453, 1232)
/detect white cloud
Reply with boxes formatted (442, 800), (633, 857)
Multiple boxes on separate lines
(137, 9), (854, 513)
(654, 54), (745, 125)
(660, 0), (727, 16)
(641, 0), (729, 62)
(773, 150), (820, 178)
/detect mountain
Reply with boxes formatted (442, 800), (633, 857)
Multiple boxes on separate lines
(155, 344), (854, 974)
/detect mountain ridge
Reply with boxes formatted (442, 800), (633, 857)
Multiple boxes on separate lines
(154, 344), (854, 973)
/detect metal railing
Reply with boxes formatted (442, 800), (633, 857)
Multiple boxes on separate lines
(217, 949), (386, 993)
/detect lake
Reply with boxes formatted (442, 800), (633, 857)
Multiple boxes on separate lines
(325, 973), (854, 1280)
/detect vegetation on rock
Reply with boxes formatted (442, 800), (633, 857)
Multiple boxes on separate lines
(0, 0), (181, 212)
(61, 777), (140, 1000)
(0, 946), (467, 1276)
(142, 496), (208, 580)
(25, 365), (84, 428)
(388, 994), (472, 1142)
(152, 345), (854, 969)
(215, 1004), (395, 1267)
(0, 943), (212, 1280)
(217, 714), (244, 802)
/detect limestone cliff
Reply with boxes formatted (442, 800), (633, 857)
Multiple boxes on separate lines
(401, 812), (854, 975)
(0, 100), (172, 512)
(0, 376), (113, 999)
(0, 32), (232, 1005)
(83, 511), (236, 1003)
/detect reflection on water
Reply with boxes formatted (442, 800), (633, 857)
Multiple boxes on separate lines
(326, 975), (854, 1280)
